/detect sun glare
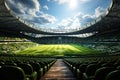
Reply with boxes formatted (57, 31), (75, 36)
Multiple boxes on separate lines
(69, 0), (78, 9)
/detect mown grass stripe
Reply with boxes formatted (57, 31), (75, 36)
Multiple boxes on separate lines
(15, 44), (101, 56)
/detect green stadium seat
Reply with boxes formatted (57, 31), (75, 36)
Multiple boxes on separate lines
(0, 66), (29, 80)
(101, 63), (114, 67)
(17, 63), (37, 80)
(0, 62), (5, 66)
(94, 67), (115, 80)
(76, 69), (83, 80)
(79, 64), (88, 73)
(85, 64), (100, 76)
(29, 62), (43, 80)
(105, 70), (120, 80)
(39, 62), (47, 74)
(5, 61), (17, 66)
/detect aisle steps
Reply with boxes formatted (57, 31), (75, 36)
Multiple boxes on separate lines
(41, 59), (76, 80)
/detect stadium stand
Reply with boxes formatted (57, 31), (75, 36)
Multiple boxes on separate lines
(0, 56), (56, 80)
(64, 55), (120, 80)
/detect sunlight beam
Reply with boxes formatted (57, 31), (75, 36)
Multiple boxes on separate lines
(69, 0), (78, 9)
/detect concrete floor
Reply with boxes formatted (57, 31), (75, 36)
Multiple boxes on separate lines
(41, 59), (77, 80)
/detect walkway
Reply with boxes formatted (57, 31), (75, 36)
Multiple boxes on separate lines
(41, 59), (76, 80)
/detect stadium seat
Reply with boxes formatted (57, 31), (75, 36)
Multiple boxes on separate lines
(85, 64), (100, 76)
(94, 67), (115, 80)
(101, 63), (113, 67)
(116, 66), (120, 70)
(49, 60), (55, 68)
(0, 61), (5, 66)
(5, 61), (17, 66)
(72, 62), (81, 74)
(17, 63), (37, 80)
(97, 61), (106, 66)
(114, 62), (120, 67)
(105, 70), (120, 80)
(0, 66), (29, 80)
(44, 62), (49, 70)
(76, 69), (83, 80)
(39, 62), (47, 74)
(29, 62), (43, 80)
(79, 64), (88, 73)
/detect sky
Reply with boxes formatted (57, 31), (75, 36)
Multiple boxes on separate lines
(6, 0), (112, 33)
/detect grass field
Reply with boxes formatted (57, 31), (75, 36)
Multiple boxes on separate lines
(15, 44), (101, 56)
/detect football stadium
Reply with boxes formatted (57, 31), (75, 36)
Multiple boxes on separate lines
(0, 0), (120, 80)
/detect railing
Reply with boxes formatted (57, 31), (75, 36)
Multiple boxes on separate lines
(3, 0), (113, 34)
(23, 31), (97, 38)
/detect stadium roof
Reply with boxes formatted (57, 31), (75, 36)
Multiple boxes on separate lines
(0, 0), (120, 38)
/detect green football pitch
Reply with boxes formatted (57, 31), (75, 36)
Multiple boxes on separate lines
(15, 44), (101, 56)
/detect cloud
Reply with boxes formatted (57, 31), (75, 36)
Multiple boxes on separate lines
(56, 0), (68, 4)
(69, 18), (81, 29)
(81, 14), (94, 25)
(6, 0), (57, 25)
(43, 5), (49, 10)
(57, 17), (81, 30)
(6, 0), (40, 16)
(57, 6), (106, 30)
(95, 7), (106, 17)
(6, 0), (106, 31)
(51, 0), (91, 4)
(6, 0), (24, 14)
(20, 12), (56, 25)
(58, 18), (72, 27)
(79, 0), (91, 4)
(16, 0), (40, 11)
(36, 12), (56, 24)
(74, 6), (106, 24)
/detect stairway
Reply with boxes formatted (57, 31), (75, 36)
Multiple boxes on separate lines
(41, 59), (76, 80)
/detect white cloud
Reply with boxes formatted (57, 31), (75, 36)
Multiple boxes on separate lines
(52, 0), (91, 4)
(6, 0), (106, 31)
(95, 7), (106, 17)
(56, 0), (68, 4)
(57, 17), (81, 30)
(58, 18), (72, 27)
(6, 0), (40, 16)
(78, 0), (91, 4)
(21, 12), (57, 25)
(32, 0), (40, 11)
(43, 5), (49, 10)
(56, 6), (106, 30)
(6, 0), (57, 25)
(39, 13), (56, 24)
(69, 18), (81, 29)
